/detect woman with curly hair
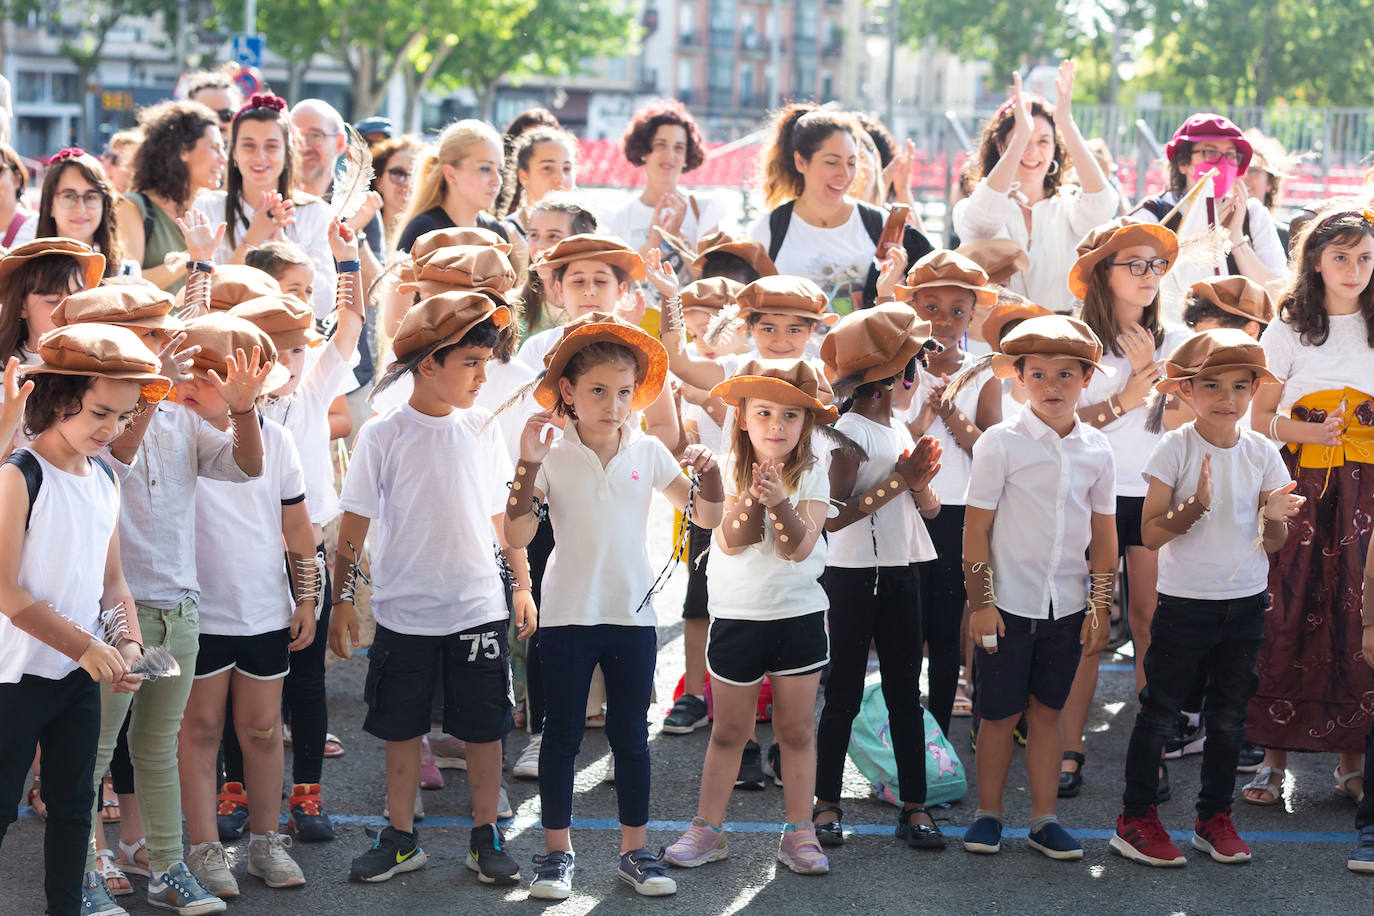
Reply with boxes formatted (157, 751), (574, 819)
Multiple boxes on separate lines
(35, 149), (136, 277)
(952, 62), (1113, 312)
(116, 100), (226, 292)
(607, 99), (726, 279)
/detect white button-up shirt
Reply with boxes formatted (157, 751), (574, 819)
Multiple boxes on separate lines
(965, 407), (1116, 620)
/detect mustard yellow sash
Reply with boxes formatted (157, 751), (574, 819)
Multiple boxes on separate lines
(1287, 388), (1374, 469)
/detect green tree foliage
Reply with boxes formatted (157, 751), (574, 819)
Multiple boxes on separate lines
(896, 0), (1065, 86)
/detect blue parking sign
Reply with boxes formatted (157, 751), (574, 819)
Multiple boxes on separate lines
(231, 34), (264, 68)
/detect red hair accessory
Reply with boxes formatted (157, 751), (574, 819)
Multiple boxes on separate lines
(47, 148), (86, 166)
(234, 94), (287, 122)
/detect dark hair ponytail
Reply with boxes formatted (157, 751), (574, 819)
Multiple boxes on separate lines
(759, 103), (858, 209)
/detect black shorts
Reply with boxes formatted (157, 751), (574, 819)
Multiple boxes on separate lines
(682, 523), (713, 620)
(973, 609), (1085, 721)
(364, 621), (512, 744)
(1116, 495), (1145, 550)
(707, 612), (829, 686)
(195, 630), (290, 680)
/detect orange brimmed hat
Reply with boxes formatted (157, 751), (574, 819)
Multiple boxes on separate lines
(735, 275), (838, 326)
(989, 315), (1109, 379)
(534, 312), (667, 411)
(537, 234), (645, 281)
(391, 291), (512, 362)
(24, 323), (171, 402)
(0, 238), (105, 292)
(230, 295), (326, 351)
(1188, 275), (1275, 326)
(895, 250), (997, 308)
(51, 285), (182, 333)
(690, 230), (778, 278)
(1068, 217), (1178, 301)
(980, 302), (1054, 353)
(820, 303), (936, 385)
(709, 358), (839, 424)
(1155, 328), (1278, 394)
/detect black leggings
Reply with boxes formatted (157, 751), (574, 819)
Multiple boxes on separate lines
(524, 518), (555, 736)
(815, 564), (928, 805)
(0, 670), (100, 916)
(918, 504), (965, 735)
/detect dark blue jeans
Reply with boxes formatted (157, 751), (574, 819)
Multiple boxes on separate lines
(1122, 591), (1267, 818)
(1359, 718), (1374, 829)
(537, 624), (656, 830)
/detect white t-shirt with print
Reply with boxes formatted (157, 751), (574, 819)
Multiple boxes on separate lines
(340, 403), (510, 636)
(748, 205), (874, 316)
(195, 419), (306, 636)
(1144, 423), (1291, 600)
(826, 412), (936, 568)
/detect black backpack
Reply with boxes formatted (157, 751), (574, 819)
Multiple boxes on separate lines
(3, 450), (115, 529)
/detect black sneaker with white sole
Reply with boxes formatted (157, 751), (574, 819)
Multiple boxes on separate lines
(1236, 741), (1265, 773)
(1163, 716), (1205, 759)
(662, 694), (710, 734)
(467, 824), (519, 884)
(735, 740), (766, 790)
(349, 826), (426, 883)
(765, 742), (783, 787)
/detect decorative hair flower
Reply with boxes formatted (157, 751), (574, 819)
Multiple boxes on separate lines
(1362, 206), (1374, 225)
(47, 148), (86, 166)
(235, 93), (287, 121)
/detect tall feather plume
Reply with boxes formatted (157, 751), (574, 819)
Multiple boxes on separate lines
(828, 371), (869, 407)
(1144, 389), (1169, 435)
(1176, 223), (1234, 271)
(814, 423), (869, 464)
(491, 375), (544, 419)
(330, 125), (376, 222)
(939, 352), (996, 408)
(704, 303), (744, 348)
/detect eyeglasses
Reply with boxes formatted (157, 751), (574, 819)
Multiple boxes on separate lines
(215, 110), (235, 125)
(53, 189), (104, 211)
(385, 167), (410, 184)
(1110, 257), (1170, 277)
(300, 130), (338, 147)
(1191, 149), (1242, 166)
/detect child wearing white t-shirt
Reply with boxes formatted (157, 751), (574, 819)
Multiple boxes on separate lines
(810, 305), (945, 852)
(664, 359), (838, 877)
(1111, 329), (1301, 868)
(504, 313), (722, 900)
(331, 293), (534, 888)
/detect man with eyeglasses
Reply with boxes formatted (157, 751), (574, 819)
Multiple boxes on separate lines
(185, 69), (242, 173)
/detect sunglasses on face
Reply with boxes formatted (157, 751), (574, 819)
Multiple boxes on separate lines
(386, 167), (409, 184)
(215, 110), (235, 125)
(1110, 257), (1171, 277)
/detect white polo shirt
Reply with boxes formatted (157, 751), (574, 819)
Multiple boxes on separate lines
(965, 407), (1116, 620)
(535, 421), (682, 628)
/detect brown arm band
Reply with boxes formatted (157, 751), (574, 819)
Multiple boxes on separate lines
(1088, 571), (1116, 626)
(12, 600), (98, 661)
(853, 474), (911, 516)
(1156, 494), (1209, 534)
(332, 539), (369, 605)
(720, 494), (766, 548)
(1077, 396), (1127, 429)
(963, 561), (997, 610)
(288, 551), (325, 613)
(1363, 576), (1374, 627)
(768, 498), (810, 559)
(939, 406), (981, 452)
(505, 459), (541, 521)
(696, 464), (724, 503)
(1262, 515), (1287, 541)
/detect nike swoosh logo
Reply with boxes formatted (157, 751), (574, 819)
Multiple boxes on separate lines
(396, 847), (418, 864)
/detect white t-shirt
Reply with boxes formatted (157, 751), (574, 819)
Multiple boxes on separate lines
(954, 180), (1119, 311)
(340, 403), (510, 636)
(193, 190), (337, 319)
(1261, 313), (1374, 412)
(901, 353), (985, 504)
(826, 413), (936, 567)
(605, 192), (728, 255)
(194, 419), (306, 636)
(475, 357), (538, 465)
(1144, 423), (1291, 600)
(513, 325), (561, 375)
(965, 408), (1117, 620)
(1084, 325), (1191, 497)
(262, 343), (351, 527)
(748, 204), (874, 315)
(534, 421), (682, 627)
(0, 451), (119, 684)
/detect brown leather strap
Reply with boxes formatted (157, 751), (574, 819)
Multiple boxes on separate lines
(963, 561), (997, 611)
(1156, 494), (1208, 534)
(506, 459), (542, 521)
(767, 498), (809, 559)
(696, 464), (724, 504)
(720, 494), (766, 548)
(11, 600), (97, 661)
(854, 473), (910, 516)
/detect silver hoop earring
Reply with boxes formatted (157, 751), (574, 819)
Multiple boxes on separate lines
(1047, 159), (1060, 176)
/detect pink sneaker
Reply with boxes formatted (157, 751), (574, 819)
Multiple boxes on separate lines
(429, 733), (467, 770)
(419, 735), (444, 790)
(777, 826), (829, 875)
(663, 817), (728, 868)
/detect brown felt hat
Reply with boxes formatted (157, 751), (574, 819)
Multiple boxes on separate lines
(180, 312), (290, 392)
(989, 315), (1110, 379)
(709, 358), (839, 424)
(690, 230), (778, 278)
(980, 302), (1055, 353)
(230, 295), (325, 351)
(1068, 217), (1178, 301)
(536, 234), (645, 281)
(534, 312), (667, 411)
(820, 303), (936, 384)
(399, 245), (517, 304)
(1188, 275), (1275, 326)
(208, 265), (283, 312)
(895, 249), (997, 307)
(410, 226), (512, 262)
(391, 291), (512, 363)
(736, 275), (838, 326)
(1156, 328), (1278, 394)
(24, 323), (170, 402)
(681, 277), (744, 313)
(51, 285), (182, 333)
(0, 238), (105, 292)
(955, 239), (1029, 287)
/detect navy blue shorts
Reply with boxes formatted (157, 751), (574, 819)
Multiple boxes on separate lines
(973, 609), (1085, 721)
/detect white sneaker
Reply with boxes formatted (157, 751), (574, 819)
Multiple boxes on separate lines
(185, 843), (238, 899)
(529, 851), (574, 900)
(603, 754), (615, 784)
(513, 735), (541, 781)
(246, 832), (305, 888)
(497, 783), (514, 820)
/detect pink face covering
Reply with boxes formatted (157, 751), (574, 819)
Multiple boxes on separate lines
(1193, 155), (1239, 199)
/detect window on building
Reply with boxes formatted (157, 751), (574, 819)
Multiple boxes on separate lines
(740, 66), (755, 107)
(16, 71), (45, 105)
(52, 72), (80, 105)
(678, 59), (694, 93)
(679, 3), (695, 41)
(797, 1), (819, 41)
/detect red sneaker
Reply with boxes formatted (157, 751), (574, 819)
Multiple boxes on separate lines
(1192, 811), (1252, 863)
(1110, 807), (1186, 867)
